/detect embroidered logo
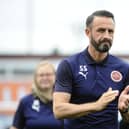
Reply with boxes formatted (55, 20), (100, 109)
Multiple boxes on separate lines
(78, 65), (88, 79)
(111, 70), (122, 82)
(32, 99), (40, 112)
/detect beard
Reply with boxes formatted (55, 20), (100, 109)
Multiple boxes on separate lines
(91, 36), (112, 53)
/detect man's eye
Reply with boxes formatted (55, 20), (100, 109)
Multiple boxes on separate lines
(98, 29), (105, 33)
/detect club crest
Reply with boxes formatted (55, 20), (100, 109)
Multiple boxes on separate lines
(111, 70), (122, 82)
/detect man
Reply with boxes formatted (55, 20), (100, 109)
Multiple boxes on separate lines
(53, 10), (129, 129)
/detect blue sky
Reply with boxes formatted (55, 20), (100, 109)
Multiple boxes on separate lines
(0, 0), (129, 55)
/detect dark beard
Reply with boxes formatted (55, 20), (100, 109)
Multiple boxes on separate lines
(91, 36), (112, 53)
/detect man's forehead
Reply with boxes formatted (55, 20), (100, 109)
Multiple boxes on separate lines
(92, 16), (115, 28)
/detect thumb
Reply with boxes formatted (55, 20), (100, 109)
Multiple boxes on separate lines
(122, 85), (129, 94)
(107, 87), (112, 91)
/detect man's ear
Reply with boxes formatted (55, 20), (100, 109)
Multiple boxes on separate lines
(85, 28), (90, 37)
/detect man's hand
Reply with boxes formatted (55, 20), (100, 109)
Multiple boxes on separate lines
(96, 87), (119, 111)
(118, 85), (129, 113)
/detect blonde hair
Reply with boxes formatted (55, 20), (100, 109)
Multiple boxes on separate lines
(35, 60), (55, 75)
(32, 60), (56, 103)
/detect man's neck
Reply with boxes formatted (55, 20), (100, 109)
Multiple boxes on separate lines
(88, 46), (108, 62)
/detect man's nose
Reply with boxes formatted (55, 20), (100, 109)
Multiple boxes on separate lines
(103, 30), (112, 39)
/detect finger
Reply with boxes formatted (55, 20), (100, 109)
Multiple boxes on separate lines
(105, 90), (119, 97)
(122, 85), (129, 94)
(125, 101), (129, 107)
(107, 87), (119, 94)
(107, 87), (112, 91)
(105, 94), (118, 103)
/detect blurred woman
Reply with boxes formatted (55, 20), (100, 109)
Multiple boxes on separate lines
(10, 60), (64, 129)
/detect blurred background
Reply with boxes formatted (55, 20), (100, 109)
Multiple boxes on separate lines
(0, 0), (129, 128)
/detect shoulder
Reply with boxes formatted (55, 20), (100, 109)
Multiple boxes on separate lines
(60, 50), (85, 67)
(19, 93), (34, 105)
(109, 54), (129, 67)
(66, 51), (84, 63)
(108, 55), (129, 76)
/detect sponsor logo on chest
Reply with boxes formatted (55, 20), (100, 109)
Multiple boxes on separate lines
(78, 65), (88, 79)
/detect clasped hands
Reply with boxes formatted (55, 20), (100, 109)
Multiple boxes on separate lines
(96, 86), (129, 112)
